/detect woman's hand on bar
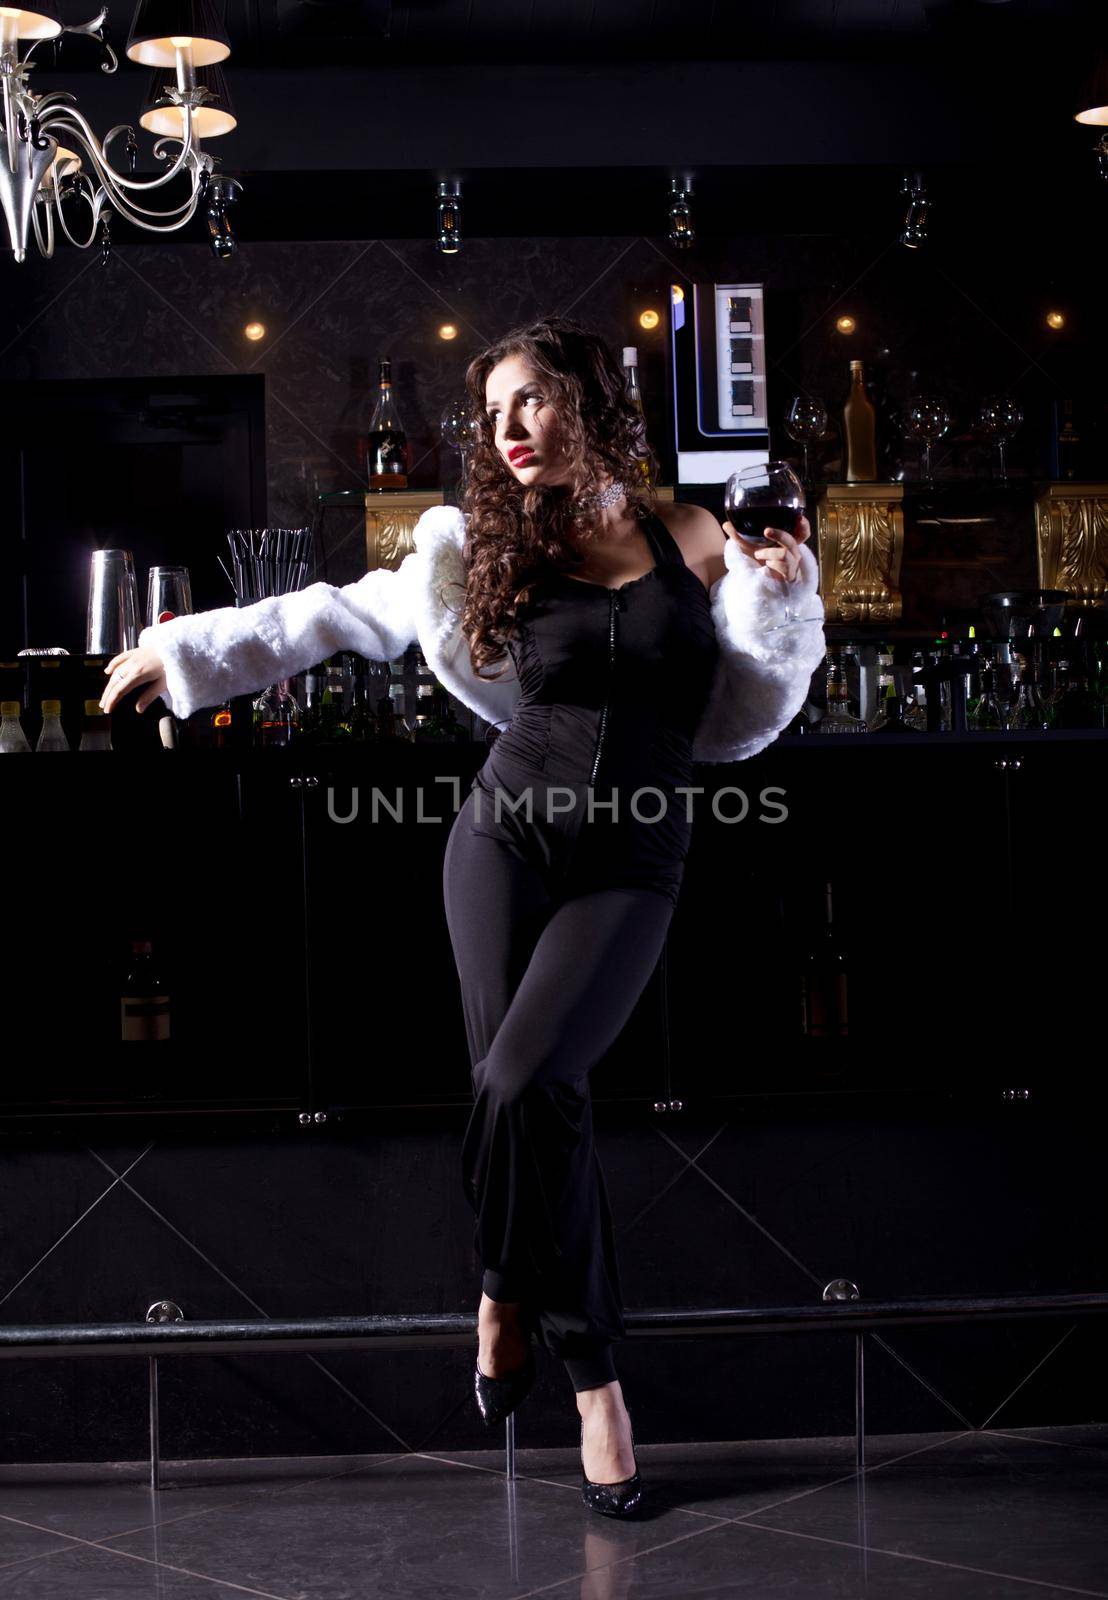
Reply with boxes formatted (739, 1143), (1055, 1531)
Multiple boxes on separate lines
(100, 646), (169, 715)
(722, 511), (811, 585)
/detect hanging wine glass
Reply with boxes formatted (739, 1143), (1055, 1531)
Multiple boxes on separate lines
(440, 399), (478, 492)
(783, 394), (828, 486)
(900, 395), (952, 484)
(975, 395), (1023, 483)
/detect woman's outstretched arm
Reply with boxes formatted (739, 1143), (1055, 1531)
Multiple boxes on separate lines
(101, 554), (424, 722)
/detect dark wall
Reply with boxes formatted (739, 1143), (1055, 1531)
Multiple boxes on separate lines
(3, 222), (1102, 625)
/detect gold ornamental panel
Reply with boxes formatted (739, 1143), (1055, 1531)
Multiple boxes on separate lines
(809, 483), (905, 625)
(1034, 482), (1108, 611)
(364, 491), (445, 572)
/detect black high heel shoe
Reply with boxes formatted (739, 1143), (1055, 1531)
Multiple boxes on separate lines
(580, 1408), (645, 1518)
(473, 1338), (537, 1428)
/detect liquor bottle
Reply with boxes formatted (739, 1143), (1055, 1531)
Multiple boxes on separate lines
(323, 656), (350, 742)
(870, 684), (916, 733)
(800, 882), (849, 1038)
(79, 699), (112, 751)
(622, 347), (652, 484)
(1049, 398), (1080, 481)
(120, 938), (170, 1043)
(843, 360), (877, 483)
(253, 681), (300, 747)
(864, 640), (894, 727)
(1008, 663), (1050, 731)
(36, 698), (70, 751)
(903, 651), (928, 731)
(0, 700), (32, 753)
(367, 358), (408, 491)
(967, 666), (1006, 730)
(299, 665), (323, 745)
(1052, 658), (1099, 729)
(820, 652), (868, 733)
(345, 653), (376, 741)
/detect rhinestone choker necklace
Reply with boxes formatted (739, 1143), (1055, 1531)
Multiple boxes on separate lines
(579, 479), (626, 511)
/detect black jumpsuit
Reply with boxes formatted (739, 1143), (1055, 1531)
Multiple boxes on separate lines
(443, 506), (720, 1391)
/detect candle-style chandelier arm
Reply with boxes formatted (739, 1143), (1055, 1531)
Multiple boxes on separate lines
(34, 99), (198, 193)
(23, 8), (119, 74)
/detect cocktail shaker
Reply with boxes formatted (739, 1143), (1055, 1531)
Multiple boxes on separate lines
(87, 550), (141, 655)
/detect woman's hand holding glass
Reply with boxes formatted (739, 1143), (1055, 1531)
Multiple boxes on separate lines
(723, 511), (811, 585)
(99, 646), (169, 715)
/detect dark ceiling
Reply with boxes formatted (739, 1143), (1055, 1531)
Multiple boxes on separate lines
(227, 0), (1099, 67)
(50, 0), (1102, 69)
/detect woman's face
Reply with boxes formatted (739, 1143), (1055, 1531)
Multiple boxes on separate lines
(483, 352), (572, 488)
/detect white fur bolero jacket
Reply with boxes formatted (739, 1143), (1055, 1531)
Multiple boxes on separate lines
(139, 503), (827, 764)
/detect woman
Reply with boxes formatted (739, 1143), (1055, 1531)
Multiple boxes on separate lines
(100, 316), (826, 1520)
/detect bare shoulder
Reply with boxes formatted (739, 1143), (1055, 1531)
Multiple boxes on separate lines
(649, 497), (727, 593)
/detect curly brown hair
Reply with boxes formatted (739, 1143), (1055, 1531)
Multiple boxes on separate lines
(451, 315), (660, 682)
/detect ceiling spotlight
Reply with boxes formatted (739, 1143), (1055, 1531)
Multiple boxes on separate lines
(1046, 310), (1065, 329)
(438, 323), (458, 340)
(243, 321), (265, 341)
(639, 309), (660, 331)
(899, 170), (929, 249)
(668, 176), (695, 249)
(437, 179), (461, 254)
(836, 315), (856, 334)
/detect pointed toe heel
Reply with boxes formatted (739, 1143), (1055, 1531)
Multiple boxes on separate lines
(580, 1412), (646, 1518)
(473, 1342), (536, 1428)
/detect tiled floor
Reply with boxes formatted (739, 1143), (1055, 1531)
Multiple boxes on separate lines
(0, 1424), (1104, 1598)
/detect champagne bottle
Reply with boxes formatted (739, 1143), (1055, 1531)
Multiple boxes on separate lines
(843, 360), (877, 483)
(801, 882), (849, 1039)
(622, 346), (652, 484)
(345, 653), (376, 742)
(367, 358), (408, 491)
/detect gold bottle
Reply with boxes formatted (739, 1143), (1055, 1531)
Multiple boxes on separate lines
(843, 359), (877, 482)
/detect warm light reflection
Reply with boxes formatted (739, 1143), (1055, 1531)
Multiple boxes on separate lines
(438, 323), (458, 340)
(836, 315), (857, 334)
(243, 322), (266, 341)
(1046, 310), (1065, 329)
(639, 309), (660, 330)
(671, 284), (685, 302)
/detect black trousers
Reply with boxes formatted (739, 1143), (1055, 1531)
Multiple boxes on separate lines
(443, 788), (674, 1391)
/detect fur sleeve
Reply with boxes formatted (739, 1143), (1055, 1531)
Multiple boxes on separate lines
(138, 557), (422, 721)
(691, 538), (826, 764)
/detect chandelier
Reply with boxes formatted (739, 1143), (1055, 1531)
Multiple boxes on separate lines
(0, 0), (241, 264)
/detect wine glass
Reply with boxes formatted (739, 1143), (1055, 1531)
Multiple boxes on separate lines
(975, 395), (1023, 483)
(723, 461), (823, 630)
(900, 395), (951, 484)
(440, 399), (478, 491)
(784, 394), (828, 486)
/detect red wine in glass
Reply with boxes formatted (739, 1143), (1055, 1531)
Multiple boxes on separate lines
(724, 461), (823, 630)
(726, 504), (803, 543)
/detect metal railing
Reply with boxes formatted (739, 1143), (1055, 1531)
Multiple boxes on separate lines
(4, 1288), (1105, 1487)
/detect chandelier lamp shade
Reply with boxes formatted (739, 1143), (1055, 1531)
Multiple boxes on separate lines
(125, 0), (230, 67)
(141, 63), (236, 139)
(0, 0), (240, 264)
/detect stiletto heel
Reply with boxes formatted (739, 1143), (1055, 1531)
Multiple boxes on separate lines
(580, 1406), (645, 1518)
